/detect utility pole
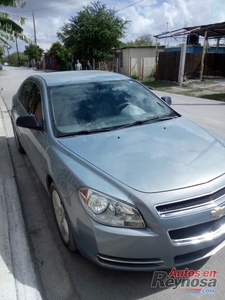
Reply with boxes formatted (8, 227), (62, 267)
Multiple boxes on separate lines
(32, 11), (39, 66)
(178, 43), (187, 86)
(15, 35), (20, 66)
(164, 22), (168, 46)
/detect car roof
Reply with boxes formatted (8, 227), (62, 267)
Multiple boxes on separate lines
(32, 70), (130, 87)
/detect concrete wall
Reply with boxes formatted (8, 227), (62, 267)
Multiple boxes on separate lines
(119, 48), (130, 76)
(142, 57), (155, 78)
(118, 46), (164, 78)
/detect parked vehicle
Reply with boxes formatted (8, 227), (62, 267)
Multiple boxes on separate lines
(11, 70), (225, 271)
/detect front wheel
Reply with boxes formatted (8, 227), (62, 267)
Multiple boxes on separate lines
(50, 183), (77, 251)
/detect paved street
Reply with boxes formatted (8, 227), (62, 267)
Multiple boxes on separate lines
(154, 90), (225, 138)
(1, 67), (225, 300)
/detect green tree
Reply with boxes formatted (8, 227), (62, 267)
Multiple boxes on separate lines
(0, 0), (30, 48)
(2, 51), (28, 65)
(24, 43), (44, 62)
(57, 1), (129, 60)
(0, 0), (26, 6)
(48, 41), (72, 70)
(48, 42), (69, 63)
(135, 34), (154, 46)
(123, 34), (155, 47)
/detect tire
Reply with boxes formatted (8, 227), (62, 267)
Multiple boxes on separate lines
(12, 124), (25, 154)
(50, 183), (77, 251)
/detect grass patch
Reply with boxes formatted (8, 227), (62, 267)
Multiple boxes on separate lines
(199, 93), (225, 101)
(181, 80), (216, 89)
(141, 77), (225, 102)
(177, 88), (203, 95)
(141, 77), (177, 90)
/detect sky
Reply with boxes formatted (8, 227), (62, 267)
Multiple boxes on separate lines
(1, 0), (225, 54)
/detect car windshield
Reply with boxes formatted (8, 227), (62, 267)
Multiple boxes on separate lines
(49, 79), (178, 137)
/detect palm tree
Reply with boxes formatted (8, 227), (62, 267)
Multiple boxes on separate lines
(0, 0), (30, 49)
(0, 1), (26, 8)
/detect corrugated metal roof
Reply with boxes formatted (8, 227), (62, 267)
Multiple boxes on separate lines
(154, 21), (225, 39)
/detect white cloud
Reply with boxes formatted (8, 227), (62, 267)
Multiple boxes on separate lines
(1, 0), (225, 53)
(120, 6), (155, 41)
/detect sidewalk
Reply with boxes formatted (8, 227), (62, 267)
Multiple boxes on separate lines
(0, 96), (43, 300)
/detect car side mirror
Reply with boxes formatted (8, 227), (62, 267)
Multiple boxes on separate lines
(161, 96), (172, 105)
(16, 115), (43, 131)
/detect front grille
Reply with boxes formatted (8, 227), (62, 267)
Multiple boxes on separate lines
(169, 216), (225, 244)
(156, 186), (225, 216)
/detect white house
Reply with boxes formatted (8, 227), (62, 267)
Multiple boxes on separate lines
(116, 46), (165, 78)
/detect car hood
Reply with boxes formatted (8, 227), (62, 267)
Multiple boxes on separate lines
(58, 117), (225, 193)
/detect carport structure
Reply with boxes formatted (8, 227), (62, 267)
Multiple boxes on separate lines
(154, 21), (225, 82)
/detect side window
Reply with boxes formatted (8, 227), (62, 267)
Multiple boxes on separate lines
(28, 84), (43, 122)
(19, 81), (33, 110)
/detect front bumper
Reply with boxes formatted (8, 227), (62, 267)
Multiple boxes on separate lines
(70, 175), (225, 271)
(76, 219), (225, 271)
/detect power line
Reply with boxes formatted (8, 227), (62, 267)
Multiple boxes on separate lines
(2, 0), (144, 14)
(115, 0), (144, 12)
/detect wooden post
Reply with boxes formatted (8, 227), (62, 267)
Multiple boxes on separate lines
(216, 38), (220, 53)
(129, 57), (132, 76)
(200, 31), (208, 81)
(155, 38), (158, 80)
(141, 58), (144, 80)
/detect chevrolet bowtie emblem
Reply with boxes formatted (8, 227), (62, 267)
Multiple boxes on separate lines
(211, 206), (225, 218)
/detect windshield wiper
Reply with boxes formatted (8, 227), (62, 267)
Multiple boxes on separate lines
(116, 115), (177, 129)
(151, 115), (178, 122)
(57, 116), (178, 137)
(57, 127), (113, 137)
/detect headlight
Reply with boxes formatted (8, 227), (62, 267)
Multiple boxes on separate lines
(79, 188), (145, 228)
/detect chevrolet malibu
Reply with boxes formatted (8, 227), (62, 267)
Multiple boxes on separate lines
(11, 71), (225, 271)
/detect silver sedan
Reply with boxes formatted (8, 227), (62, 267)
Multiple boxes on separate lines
(11, 70), (225, 271)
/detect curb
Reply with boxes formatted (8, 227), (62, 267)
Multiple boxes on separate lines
(0, 95), (43, 300)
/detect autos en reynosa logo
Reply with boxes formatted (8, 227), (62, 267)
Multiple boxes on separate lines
(150, 268), (217, 294)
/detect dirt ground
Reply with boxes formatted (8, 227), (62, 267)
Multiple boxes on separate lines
(168, 78), (225, 98)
